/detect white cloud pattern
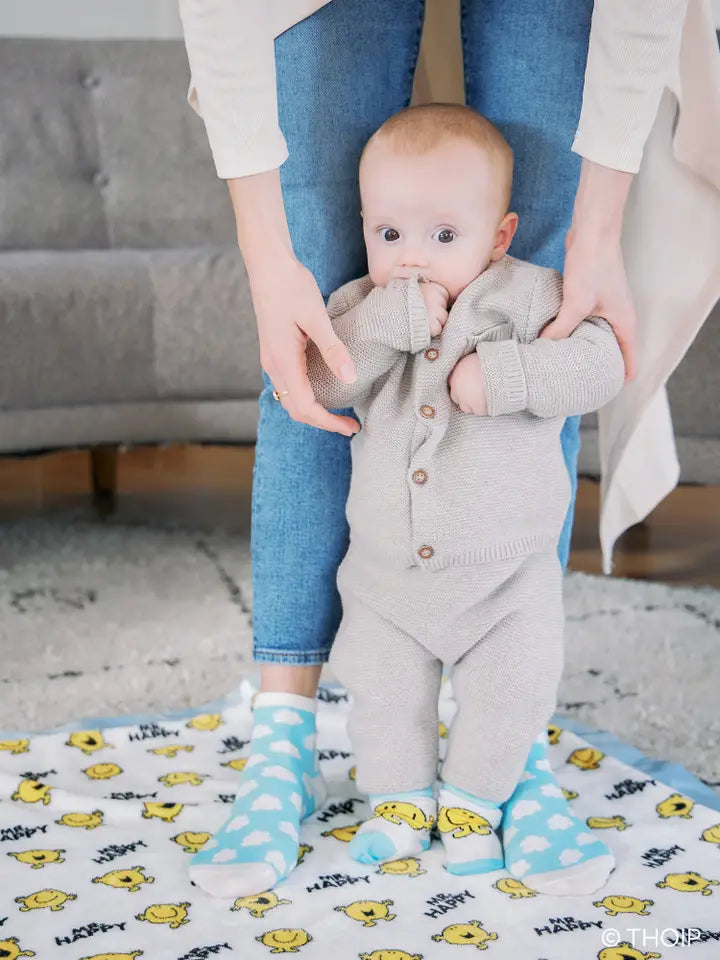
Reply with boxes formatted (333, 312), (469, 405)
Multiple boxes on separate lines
(279, 820), (299, 841)
(251, 794), (283, 811)
(236, 779), (259, 797)
(272, 709), (303, 726)
(559, 848), (583, 865)
(252, 725), (274, 738)
(262, 765), (297, 783)
(547, 814), (573, 831)
(241, 830), (271, 846)
(540, 783), (564, 798)
(212, 848), (237, 863)
(576, 832), (597, 846)
(270, 740), (301, 759)
(511, 800), (542, 821)
(226, 814), (250, 832)
(520, 835), (551, 853)
(245, 754), (268, 768)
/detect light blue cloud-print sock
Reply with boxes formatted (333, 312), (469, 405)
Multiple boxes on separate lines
(500, 731), (615, 895)
(348, 787), (437, 864)
(188, 692), (326, 898)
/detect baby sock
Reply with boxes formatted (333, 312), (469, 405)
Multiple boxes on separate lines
(348, 787), (437, 865)
(501, 731), (615, 895)
(438, 783), (503, 875)
(188, 692), (326, 898)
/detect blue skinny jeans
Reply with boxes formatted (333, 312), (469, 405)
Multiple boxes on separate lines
(252, 0), (592, 663)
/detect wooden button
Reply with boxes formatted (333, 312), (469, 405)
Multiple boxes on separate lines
(420, 405), (435, 419)
(417, 545), (434, 559)
(412, 469), (428, 485)
(424, 348), (439, 361)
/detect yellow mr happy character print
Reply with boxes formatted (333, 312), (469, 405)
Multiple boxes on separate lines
(0, 684), (718, 957)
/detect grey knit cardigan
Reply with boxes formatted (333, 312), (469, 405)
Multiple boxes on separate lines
(306, 254), (625, 570)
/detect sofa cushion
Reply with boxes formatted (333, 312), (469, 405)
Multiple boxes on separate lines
(0, 37), (236, 250)
(0, 247), (263, 410)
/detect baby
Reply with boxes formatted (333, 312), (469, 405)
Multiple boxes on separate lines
(306, 103), (625, 881)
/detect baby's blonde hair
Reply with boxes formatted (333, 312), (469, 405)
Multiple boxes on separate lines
(360, 102), (514, 218)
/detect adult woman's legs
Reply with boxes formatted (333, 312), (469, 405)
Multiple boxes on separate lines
(461, 0), (614, 893)
(189, 0), (428, 897)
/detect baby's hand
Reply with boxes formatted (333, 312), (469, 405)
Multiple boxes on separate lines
(418, 279), (450, 337)
(448, 352), (488, 416)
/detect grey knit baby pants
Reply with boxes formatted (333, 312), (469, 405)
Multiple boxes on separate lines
(329, 546), (565, 804)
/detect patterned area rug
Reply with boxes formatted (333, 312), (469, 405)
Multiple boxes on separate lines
(0, 514), (718, 795)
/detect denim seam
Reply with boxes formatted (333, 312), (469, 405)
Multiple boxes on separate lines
(253, 647), (332, 666)
(408, 1), (426, 95)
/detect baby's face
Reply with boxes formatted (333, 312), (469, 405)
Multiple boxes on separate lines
(360, 139), (515, 306)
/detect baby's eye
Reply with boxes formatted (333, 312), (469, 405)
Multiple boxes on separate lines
(433, 228), (455, 243)
(380, 227), (400, 242)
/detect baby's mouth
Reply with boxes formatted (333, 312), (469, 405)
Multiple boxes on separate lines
(393, 270), (429, 282)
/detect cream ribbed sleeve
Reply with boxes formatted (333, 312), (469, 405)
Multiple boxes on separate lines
(477, 319), (625, 419)
(178, 0), (688, 180)
(477, 267), (625, 419)
(306, 276), (431, 409)
(570, 0), (689, 173)
(177, 0), (289, 179)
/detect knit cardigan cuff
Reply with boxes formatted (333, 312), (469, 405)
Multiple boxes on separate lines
(407, 275), (433, 353)
(476, 339), (528, 416)
(358, 276), (432, 353)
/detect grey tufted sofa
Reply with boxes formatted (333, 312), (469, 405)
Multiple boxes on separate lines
(0, 36), (718, 502)
(0, 36), (265, 501)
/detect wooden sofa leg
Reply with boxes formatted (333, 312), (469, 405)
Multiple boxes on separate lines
(90, 445), (119, 515)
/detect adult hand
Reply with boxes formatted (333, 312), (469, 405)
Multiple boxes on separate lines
(250, 255), (360, 436)
(538, 227), (637, 385)
(538, 157), (638, 386)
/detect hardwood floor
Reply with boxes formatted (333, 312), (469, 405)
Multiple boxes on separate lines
(0, 443), (719, 588)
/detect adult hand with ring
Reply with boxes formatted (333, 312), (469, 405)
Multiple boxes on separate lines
(251, 254), (360, 436)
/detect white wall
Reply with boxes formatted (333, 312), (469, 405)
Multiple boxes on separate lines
(0, 0), (182, 38)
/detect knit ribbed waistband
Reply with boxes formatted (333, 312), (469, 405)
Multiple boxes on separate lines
(349, 533), (559, 571)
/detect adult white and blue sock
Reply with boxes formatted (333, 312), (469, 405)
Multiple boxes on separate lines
(500, 731), (615, 895)
(438, 783), (503, 875)
(348, 787), (437, 865)
(188, 692), (326, 898)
